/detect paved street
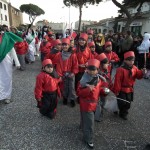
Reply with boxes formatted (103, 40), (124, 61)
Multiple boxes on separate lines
(0, 57), (150, 150)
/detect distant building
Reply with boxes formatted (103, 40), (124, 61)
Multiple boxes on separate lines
(84, 18), (115, 35)
(0, 0), (10, 26)
(8, 3), (23, 27)
(75, 20), (97, 31)
(117, 2), (150, 35)
(36, 20), (66, 33)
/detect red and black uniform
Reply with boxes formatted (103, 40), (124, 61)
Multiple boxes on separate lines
(39, 41), (52, 61)
(34, 59), (61, 119)
(113, 51), (143, 119)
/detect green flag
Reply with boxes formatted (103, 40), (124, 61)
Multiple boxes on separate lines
(0, 32), (23, 63)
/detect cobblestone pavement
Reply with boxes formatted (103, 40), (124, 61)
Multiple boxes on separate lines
(0, 57), (150, 150)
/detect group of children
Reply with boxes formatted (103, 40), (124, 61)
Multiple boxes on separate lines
(34, 31), (147, 149)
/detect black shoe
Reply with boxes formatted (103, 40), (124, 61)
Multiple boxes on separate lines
(70, 100), (75, 107)
(144, 144), (150, 150)
(114, 111), (118, 115)
(119, 114), (127, 120)
(63, 98), (67, 105)
(87, 142), (94, 149)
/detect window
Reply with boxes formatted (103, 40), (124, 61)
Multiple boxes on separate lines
(5, 15), (7, 21)
(0, 2), (2, 8)
(99, 29), (101, 33)
(1, 14), (3, 20)
(4, 4), (6, 10)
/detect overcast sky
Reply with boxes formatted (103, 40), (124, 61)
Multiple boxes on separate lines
(9, 0), (123, 24)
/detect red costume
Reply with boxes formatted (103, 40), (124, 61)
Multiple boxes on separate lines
(104, 41), (119, 74)
(39, 41), (52, 60)
(113, 51), (143, 120)
(47, 39), (61, 67)
(14, 41), (28, 55)
(34, 59), (61, 119)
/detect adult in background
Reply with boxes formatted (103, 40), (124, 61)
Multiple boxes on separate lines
(95, 33), (105, 54)
(120, 31), (133, 65)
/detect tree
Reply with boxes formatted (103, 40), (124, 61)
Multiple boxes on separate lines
(63, 0), (102, 32)
(20, 4), (45, 30)
(111, 0), (150, 31)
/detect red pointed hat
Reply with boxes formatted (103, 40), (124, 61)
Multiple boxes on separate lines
(87, 29), (94, 35)
(105, 41), (112, 48)
(71, 32), (77, 39)
(87, 59), (100, 68)
(42, 59), (52, 67)
(99, 53), (107, 61)
(79, 33), (88, 41)
(124, 51), (135, 59)
(53, 39), (61, 46)
(62, 38), (70, 45)
(88, 41), (95, 48)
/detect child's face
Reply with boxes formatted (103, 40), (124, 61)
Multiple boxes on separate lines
(105, 46), (112, 52)
(101, 63), (109, 70)
(87, 69), (98, 76)
(55, 44), (62, 51)
(79, 38), (86, 46)
(124, 59), (134, 67)
(70, 40), (74, 47)
(88, 34), (93, 39)
(90, 46), (95, 52)
(44, 65), (53, 73)
(62, 43), (70, 51)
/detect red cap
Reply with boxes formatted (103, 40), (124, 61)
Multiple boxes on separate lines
(79, 33), (88, 41)
(87, 59), (100, 68)
(105, 41), (112, 48)
(53, 39), (61, 46)
(48, 32), (53, 35)
(71, 32), (77, 39)
(62, 38), (70, 45)
(99, 53), (107, 61)
(124, 51), (135, 59)
(87, 29), (94, 35)
(42, 59), (52, 67)
(88, 41), (95, 48)
(67, 36), (72, 41)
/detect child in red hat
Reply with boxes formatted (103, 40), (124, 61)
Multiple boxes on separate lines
(77, 59), (109, 149)
(75, 33), (90, 90)
(104, 41), (119, 75)
(113, 51), (146, 120)
(56, 38), (78, 107)
(88, 41), (99, 60)
(34, 59), (61, 119)
(39, 35), (52, 61)
(46, 39), (62, 68)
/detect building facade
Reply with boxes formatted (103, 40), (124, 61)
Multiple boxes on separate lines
(84, 18), (115, 35)
(0, 0), (9, 26)
(74, 20), (96, 31)
(36, 20), (66, 33)
(8, 3), (23, 27)
(117, 2), (150, 35)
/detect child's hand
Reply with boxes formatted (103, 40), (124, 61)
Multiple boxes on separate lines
(87, 84), (95, 91)
(68, 73), (74, 78)
(142, 68), (147, 75)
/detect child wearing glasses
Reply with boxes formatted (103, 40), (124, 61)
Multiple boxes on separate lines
(34, 59), (61, 119)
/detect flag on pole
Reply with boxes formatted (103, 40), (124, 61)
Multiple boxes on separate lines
(0, 32), (23, 62)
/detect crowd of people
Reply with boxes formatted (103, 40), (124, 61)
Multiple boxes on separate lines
(0, 24), (150, 149)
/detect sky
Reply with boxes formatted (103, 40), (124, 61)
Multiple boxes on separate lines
(8, 0), (123, 25)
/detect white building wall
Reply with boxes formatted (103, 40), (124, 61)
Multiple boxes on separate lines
(141, 19), (150, 34)
(0, 0), (10, 26)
